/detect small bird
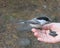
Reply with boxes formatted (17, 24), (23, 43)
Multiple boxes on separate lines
(21, 16), (51, 29)
(20, 16), (57, 37)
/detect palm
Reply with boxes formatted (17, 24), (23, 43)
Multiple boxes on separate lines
(32, 23), (60, 43)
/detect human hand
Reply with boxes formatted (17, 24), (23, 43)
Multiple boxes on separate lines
(31, 23), (60, 43)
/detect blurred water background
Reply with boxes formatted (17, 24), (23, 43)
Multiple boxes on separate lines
(0, 0), (60, 48)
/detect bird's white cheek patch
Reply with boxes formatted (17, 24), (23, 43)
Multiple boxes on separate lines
(37, 20), (47, 25)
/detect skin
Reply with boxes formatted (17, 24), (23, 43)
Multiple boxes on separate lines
(31, 23), (60, 43)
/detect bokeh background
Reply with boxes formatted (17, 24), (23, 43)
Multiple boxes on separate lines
(0, 0), (60, 48)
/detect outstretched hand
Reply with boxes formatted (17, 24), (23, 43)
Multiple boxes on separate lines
(32, 23), (60, 43)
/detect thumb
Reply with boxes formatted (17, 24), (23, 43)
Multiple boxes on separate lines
(42, 23), (53, 30)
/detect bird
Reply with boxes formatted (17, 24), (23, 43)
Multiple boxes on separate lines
(20, 16), (57, 37)
(23, 16), (51, 29)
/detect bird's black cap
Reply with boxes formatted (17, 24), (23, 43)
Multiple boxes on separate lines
(36, 16), (51, 21)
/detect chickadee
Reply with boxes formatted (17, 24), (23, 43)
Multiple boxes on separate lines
(21, 16), (51, 28)
(20, 16), (57, 37)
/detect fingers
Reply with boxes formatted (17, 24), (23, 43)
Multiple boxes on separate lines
(32, 28), (48, 42)
(32, 28), (58, 43)
(31, 28), (42, 37)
